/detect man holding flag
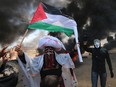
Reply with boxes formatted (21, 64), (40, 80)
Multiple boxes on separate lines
(10, 35), (78, 87)
(9, 2), (83, 87)
(28, 2), (83, 62)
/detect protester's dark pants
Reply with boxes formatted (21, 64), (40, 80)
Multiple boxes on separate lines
(91, 72), (107, 87)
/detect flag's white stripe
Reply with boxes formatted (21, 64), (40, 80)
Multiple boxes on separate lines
(41, 13), (77, 30)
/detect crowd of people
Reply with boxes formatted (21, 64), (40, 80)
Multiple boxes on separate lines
(0, 36), (114, 87)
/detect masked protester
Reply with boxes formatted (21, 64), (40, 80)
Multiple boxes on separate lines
(0, 47), (19, 87)
(83, 39), (114, 87)
(13, 36), (78, 87)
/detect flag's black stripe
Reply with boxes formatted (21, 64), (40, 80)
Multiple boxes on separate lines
(42, 2), (62, 15)
(41, 2), (73, 20)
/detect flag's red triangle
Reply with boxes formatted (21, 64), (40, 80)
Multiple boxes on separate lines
(30, 3), (47, 24)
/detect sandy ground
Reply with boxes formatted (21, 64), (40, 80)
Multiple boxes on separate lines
(74, 52), (116, 87)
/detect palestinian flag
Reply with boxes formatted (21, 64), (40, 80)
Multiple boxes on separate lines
(28, 2), (83, 62)
(28, 2), (77, 36)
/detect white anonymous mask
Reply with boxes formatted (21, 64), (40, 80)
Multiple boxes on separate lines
(94, 39), (101, 48)
(94, 42), (100, 48)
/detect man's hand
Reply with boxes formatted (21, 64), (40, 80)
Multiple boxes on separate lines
(110, 71), (114, 78)
(0, 45), (8, 58)
(74, 43), (80, 50)
(15, 45), (24, 56)
(9, 48), (18, 60)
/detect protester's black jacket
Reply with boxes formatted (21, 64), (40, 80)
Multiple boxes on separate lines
(84, 46), (113, 73)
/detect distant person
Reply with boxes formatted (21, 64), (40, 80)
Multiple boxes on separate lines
(83, 39), (114, 87)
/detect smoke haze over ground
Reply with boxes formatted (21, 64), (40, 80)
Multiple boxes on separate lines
(0, 0), (116, 49)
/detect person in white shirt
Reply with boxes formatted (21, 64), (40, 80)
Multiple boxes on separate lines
(11, 36), (78, 87)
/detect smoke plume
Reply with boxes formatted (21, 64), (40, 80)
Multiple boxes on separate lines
(65, 0), (116, 48)
(0, 0), (41, 46)
(0, 0), (116, 50)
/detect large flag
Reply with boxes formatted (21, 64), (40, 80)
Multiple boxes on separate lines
(28, 3), (83, 62)
(28, 3), (75, 36)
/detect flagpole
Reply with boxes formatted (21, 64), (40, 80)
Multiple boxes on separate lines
(5, 29), (28, 54)
(20, 29), (29, 46)
(74, 27), (83, 62)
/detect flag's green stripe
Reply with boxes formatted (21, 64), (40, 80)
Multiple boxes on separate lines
(28, 21), (74, 36)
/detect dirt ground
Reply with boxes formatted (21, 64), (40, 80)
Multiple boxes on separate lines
(74, 52), (116, 87)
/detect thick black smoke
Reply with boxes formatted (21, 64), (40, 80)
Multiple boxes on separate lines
(62, 0), (116, 49)
(0, 0), (40, 46)
(0, 0), (116, 50)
